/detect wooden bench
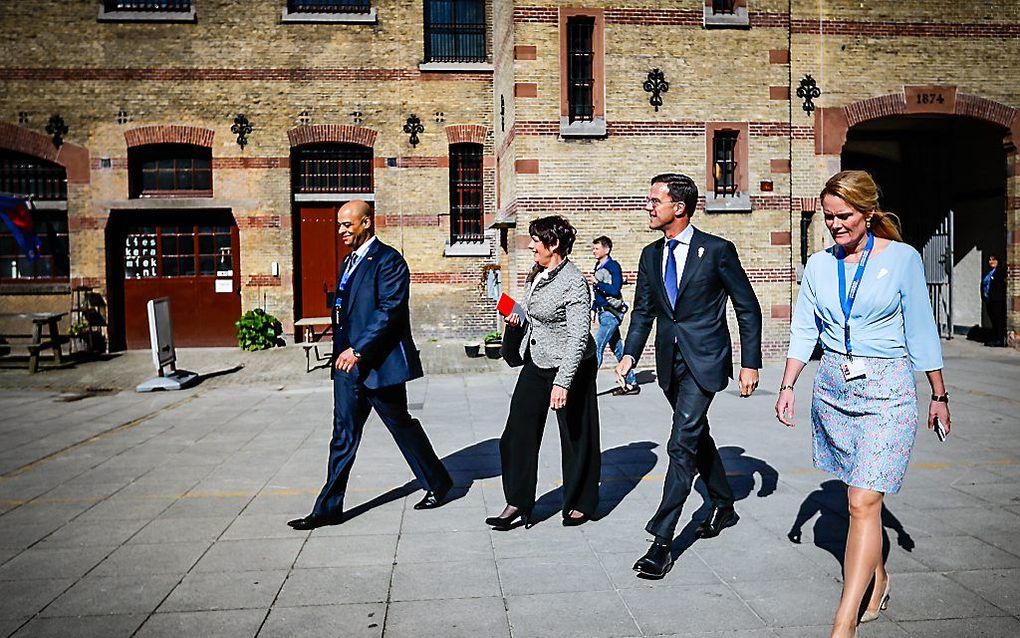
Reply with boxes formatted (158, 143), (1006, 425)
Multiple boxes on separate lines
(0, 312), (69, 373)
(295, 316), (332, 373)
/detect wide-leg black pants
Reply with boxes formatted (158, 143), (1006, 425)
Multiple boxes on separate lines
(499, 355), (601, 517)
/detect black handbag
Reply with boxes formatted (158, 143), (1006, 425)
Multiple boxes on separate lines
(500, 324), (526, 367)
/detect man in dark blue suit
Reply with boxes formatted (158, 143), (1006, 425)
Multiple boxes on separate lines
(616, 174), (762, 577)
(288, 201), (453, 530)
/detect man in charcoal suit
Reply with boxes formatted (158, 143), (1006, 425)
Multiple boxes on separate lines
(616, 174), (762, 577)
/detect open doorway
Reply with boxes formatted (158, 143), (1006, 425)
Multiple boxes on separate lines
(841, 115), (1008, 338)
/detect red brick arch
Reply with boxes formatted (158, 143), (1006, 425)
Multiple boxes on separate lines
(816, 90), (1019, 155)
(124, 125), (215, 148)
(287, 125), (377, 148)
(0, 121), (90, 184)
(445, 124), (488, 145)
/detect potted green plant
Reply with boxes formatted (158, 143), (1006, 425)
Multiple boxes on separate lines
(68, 319), (90, 353)
(234, 308), (283, 351)
(483, 330), (503, 359)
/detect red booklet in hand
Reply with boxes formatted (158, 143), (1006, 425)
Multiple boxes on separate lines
(497, 293), (525, 321)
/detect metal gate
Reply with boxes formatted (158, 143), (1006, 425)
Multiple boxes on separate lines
(922, 210), (953, 339)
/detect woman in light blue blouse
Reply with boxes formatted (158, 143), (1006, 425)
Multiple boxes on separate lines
(774, 171), (951, 638)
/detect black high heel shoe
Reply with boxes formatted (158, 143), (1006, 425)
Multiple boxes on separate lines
(485, 507), (533, 530)
(562, 512), (590, 527)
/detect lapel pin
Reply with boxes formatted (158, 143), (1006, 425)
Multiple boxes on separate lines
(697, 246), (704, 258)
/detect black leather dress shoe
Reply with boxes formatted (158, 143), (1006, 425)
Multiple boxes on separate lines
(695, 505), (739, 539)
(287, 512), (344, 530)
(413, 484), (451, 510)
(633, 540), (673, 578)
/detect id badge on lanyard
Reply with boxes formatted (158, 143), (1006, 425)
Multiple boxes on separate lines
(837, 233), (874, 382)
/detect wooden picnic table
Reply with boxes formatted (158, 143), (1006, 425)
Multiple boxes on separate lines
(294, 316), (332, 372)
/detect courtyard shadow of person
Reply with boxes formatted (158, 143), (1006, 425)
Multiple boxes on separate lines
(786, 479), (915, 570)
(341, 438), (501, 521)
(531, 441), (659, 525)
(670, 445), (779, 559)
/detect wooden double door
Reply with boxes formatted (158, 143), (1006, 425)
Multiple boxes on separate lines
(111, 211), (242, 349)
(295, 205), (356, 323)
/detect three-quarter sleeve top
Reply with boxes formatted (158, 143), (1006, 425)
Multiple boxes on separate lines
(787, 240), (943, 371)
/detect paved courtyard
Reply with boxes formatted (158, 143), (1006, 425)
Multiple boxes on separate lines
(0, 339), (1018, 637)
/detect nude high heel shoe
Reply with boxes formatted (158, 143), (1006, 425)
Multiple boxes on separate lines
(859, 577), (891, 623)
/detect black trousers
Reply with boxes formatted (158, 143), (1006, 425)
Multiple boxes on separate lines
(500, 355), (601, 516)
(987, 298), (1006, 344)
(312, 372), (452, 517)
(645, 348), (734, 541)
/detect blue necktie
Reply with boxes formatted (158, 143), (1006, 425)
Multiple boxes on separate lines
(334, 254), (359, 309)
(664, 238), (679, 308)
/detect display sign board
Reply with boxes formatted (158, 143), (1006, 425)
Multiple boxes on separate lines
(147, 297), (176, 371)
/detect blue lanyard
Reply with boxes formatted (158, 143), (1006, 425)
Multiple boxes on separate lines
(334, 254), (359, 308)
(836, 233), (874, 358)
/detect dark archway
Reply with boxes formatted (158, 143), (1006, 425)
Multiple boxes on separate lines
(842, 115), (1008, 336)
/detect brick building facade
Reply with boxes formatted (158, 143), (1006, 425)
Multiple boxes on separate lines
(1, 1), (1018, 356)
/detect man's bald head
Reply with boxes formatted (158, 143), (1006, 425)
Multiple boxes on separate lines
(338, 200), (375, 249)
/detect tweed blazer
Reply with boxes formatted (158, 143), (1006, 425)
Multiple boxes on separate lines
(519, 259), (596, 388)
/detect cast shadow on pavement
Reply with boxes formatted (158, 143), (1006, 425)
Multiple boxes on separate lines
(531, 440), (659, 525)
(786, 479), (915, 568)
(341, 438), (501, 521)
(671, 445), (779, 558)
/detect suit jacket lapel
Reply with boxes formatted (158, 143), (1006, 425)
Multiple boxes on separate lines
(649, 238), (673, 315)
(345, 239), (380, 311)
(675, 228), (705, 306)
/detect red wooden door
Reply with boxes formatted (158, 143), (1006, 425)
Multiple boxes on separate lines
(122, 217), (241, 349)
(297, 205), (352, 320)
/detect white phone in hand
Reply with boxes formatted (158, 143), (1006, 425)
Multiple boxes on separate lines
(933, 416), (948, 443)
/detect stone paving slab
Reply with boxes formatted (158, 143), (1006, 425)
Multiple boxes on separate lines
(0, 339), (1017, 636)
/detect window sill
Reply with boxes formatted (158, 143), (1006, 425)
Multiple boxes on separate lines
(704, 8), (750, 29)
(559, 117), (607, 138)
(444, 241), (491, 257)
(98, 7), (197, 23)
(281, 7), (377, 24)
(704, 193), (752, 214)
(136, 191), (213, 199)
(294, 192), (375, 202)
(0, 281), (71, 295)
(418, 62), (493, 73)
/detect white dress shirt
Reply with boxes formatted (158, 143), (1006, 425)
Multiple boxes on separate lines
(661, 223), (695, 289)
(345, 235), (377, 277)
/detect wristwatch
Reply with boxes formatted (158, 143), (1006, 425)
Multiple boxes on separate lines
(779, 384), (795, 392)
(931, 392), (949, 403)
(351, 349), (361, 359)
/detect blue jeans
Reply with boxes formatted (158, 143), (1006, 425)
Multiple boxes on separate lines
(594, 310), (637, 386)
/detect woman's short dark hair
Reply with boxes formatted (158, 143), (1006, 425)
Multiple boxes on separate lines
(529, 215), (577, 257)
(650, 173), (699, 218)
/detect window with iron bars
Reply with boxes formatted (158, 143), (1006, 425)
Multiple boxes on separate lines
(104, 0), (191, 10)
(713, 130), (739, 196)
(0, 211), (69, 281)
(424, 0), (486, 63)
(293, 144), (373, 193)
(449, 143), (484, 244)
(712, 0), (737, 14)
(288, 0), (371, 13)
(0, 151), (67, 201)
(567, 17), (595, 123)
(129, 144), (212, 198)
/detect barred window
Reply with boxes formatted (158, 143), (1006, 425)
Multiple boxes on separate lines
(713, 130), (739, 196)
(567, 17), (595, 123)
(104, 0), (191, 10)
(424, 0), (486, 63)
(293, 144), (373, 193)
(288, 0), (371, 12)
(712, 0), (736, 15)
(0, 151), (67, 201)
(130, 144), (212, 198)
(449, 143), (484, 243)
(0, 211), (69, 281)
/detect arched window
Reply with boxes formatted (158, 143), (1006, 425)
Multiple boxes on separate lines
(128, 144), (212, 198)
(449, 143), (483, 243)
(0, 150), (69, 281)
(293, 143), (373, 194)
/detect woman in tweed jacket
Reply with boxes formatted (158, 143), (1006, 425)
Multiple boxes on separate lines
(485, 215), (601, 530)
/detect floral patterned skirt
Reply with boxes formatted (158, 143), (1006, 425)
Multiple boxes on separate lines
(811, 351), (918, 494)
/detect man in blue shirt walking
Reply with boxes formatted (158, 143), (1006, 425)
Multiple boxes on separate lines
(589, 236), (639, 395)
